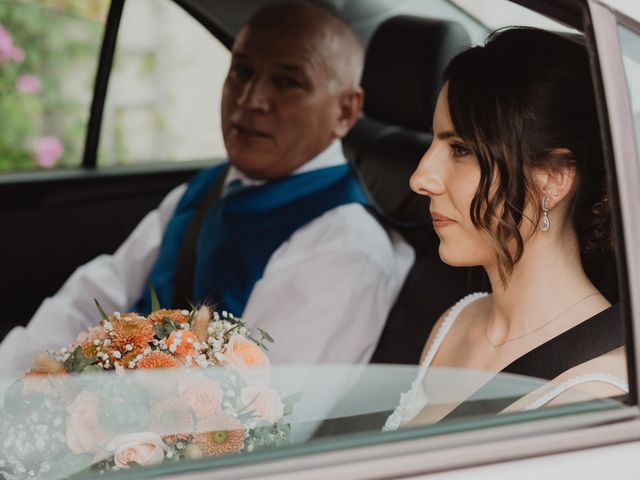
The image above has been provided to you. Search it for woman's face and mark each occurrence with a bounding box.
[410,84,496,267]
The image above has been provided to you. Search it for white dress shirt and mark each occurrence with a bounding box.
[0,141,414,377]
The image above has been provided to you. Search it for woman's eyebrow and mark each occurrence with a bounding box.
[436,130,460,141]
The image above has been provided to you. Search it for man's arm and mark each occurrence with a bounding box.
[0,184,186,377]
[242,204,414,365]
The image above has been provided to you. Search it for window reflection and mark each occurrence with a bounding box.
[619,25,640,157]
[0,1,107,172]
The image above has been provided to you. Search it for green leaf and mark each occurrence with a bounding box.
[154,323,167,339]
[81,364,105,374]
[163,317,180,332]
[257,328,274,343]
[224,323,241,336]
[282,391,303,416]
[247,335,269,352]
[94,298,109,321]
[237,411,260,422]
[64,347,98,373]
[148,281,161,312]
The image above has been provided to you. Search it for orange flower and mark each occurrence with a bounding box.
[148,398,193,443]
[148,309,190,325]
[110,317,155,352]
[166,330,200,360]
[137,351,181,369]
[193,414,245,456]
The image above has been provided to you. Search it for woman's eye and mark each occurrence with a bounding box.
[451,143,471,157]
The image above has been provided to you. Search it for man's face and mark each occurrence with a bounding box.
[221,22,347,179]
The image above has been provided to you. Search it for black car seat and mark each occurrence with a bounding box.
[343,15,486,364]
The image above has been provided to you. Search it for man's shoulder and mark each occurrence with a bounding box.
[288,203,408,264]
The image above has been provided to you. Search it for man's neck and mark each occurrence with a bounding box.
[226,139,346,187]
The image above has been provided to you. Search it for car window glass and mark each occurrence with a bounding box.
[619,25,640,156]
[0,364,627,479]
[0,0,108,172]
[0,1,634,479]
[98,0,229,167]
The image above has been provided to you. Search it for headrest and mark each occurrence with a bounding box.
[361,15,471,132]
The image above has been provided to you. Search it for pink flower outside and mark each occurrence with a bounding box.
[33,136,64,168]
[0,23,23,63]
[10,46,24,62]
[16,74,42,94]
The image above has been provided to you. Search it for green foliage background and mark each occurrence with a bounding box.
[0,0,108,172]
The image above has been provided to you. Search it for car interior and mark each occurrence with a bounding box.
[0,0,621,363]
[1,0,638,478]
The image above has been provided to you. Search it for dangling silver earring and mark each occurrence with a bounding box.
[540,197,550,231]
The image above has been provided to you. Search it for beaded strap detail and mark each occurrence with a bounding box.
[383,292,489,431]
[522,372,629,411]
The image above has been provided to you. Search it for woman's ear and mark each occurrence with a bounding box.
[333,86,364,138]
[535,148,577,208]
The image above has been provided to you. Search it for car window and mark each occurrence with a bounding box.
[98,0,229,167]
[0,1,635,479]
[0,363,627,479]
[619,25,640,156]
[0,0,108,172]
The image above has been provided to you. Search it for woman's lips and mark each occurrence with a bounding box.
[430,211,455,228]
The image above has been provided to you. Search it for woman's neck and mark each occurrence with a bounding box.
[483,231,601,346]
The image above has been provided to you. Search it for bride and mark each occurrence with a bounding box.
[385,27,628,430]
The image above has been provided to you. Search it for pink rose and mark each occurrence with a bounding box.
[16,74,42,94]
[107,432,167,469]
[33,135,64,168]
[224,334,270,385]
[75,325,108,346]
[240,385,284,424]
[66,391,115,454]
[178,373,223,419]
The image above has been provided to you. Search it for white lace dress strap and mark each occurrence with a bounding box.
[522,372,629,411]
[383,292,489,431]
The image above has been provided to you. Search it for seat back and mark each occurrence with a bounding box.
[343,15,484,364]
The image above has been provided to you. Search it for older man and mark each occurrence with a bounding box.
[0,1,413,375]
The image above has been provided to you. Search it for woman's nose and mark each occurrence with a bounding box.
[409,146,444,197]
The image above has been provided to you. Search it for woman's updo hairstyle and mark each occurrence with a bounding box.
[444,27,611,284]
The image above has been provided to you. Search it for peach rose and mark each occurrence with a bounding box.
[240,386,284,424]
[74,325,108,347]
[107,432,167,468]
[224,334,270,385]
[178,373,223,419]
[66,391,115,454]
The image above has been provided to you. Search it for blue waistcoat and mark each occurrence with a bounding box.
[135,162,369,316]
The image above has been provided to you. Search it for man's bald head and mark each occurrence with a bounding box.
[221,0,365,179]
[245,1,364,91]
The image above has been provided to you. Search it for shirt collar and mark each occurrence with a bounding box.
[224,139,347,188]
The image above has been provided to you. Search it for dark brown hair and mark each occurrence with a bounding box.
[444,27,610,284]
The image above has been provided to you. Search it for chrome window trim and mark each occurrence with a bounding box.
[590,0,640,405]
[105,407,639,479]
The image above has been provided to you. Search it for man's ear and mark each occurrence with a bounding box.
[536,148,577,208]
[333,86,364,138]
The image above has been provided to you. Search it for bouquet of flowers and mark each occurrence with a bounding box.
[0,296,299,480]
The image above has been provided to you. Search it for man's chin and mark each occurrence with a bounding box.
[228,154,279,180]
